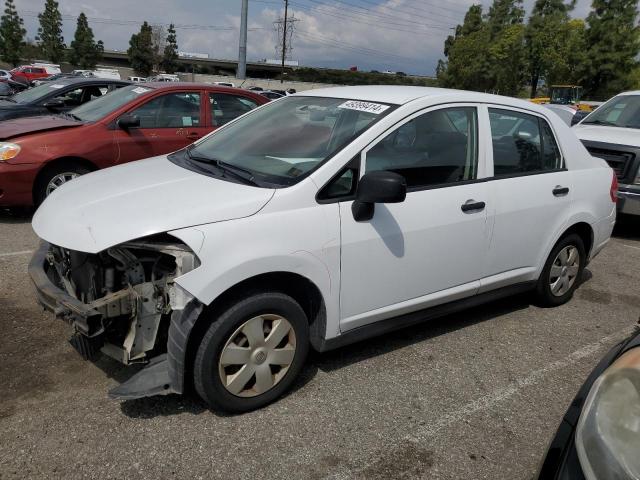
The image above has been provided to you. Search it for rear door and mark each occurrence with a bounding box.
[208,92,260,128]
[480,106,572,291]
[114,90,209,162]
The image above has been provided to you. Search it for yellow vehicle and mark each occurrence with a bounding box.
[531,85,593,112]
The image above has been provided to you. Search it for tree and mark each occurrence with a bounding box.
[0,0,26,66]
[162,24,179,73]
[582,0,640,100]
[37,0,65,63]
[128,21,154,76]
[68,13,102,69]
[525,0,576,97]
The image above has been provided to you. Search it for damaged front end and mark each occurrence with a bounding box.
[29,234,202,399]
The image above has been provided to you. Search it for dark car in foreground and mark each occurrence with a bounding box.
[0,77,130,121]
[537,327,640,479]
[0,82,268,206]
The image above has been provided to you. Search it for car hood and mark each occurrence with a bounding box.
[32,156,276,253]
[573,124,640,148]
[0,114,81,140]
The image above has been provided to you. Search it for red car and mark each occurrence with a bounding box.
[0,83,268,207]
[9,65,52,84]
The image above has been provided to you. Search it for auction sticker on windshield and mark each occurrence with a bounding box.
[132,87,151,95]
[338,100,390,114]
[49,84,64,89]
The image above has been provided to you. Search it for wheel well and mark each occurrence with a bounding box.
[183,272,326,392]
[33,157,98,202]
[562,222,594,256]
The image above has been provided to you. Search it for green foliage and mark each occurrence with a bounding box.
[582,0,640,100]
[127,21,154,77]
[285,68,438,87]
[525,0,576,97]
[36,0,65,63]
[68,13,102,69]
[0,0,25,66]
[439,1,526,96]
[162,24,179,74]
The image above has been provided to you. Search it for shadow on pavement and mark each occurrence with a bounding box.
[613,214,640,240]
[0,207,34,224]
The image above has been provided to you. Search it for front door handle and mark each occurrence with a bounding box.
[553,186,570,196]
[461,200,486,212]
[186,132,200,140]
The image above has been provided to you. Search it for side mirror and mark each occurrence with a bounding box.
[352,170,407,222]
[117,114,140,130]
[43,98,65,110]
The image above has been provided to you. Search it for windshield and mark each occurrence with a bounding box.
[582,95,640,128]
[186,96,393,186]
[11,83,63,104]
[70,84,154,122]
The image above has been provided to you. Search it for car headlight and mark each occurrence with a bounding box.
[576,347,640,480]
[0,142,21,161]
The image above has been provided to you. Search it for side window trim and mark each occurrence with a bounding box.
[361,103,484,192]
[485,104,566,178]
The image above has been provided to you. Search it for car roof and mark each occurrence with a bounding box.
[44,77,131,86]
[143,82,264,95]
[297,85,546,111]
[616,90,640,97]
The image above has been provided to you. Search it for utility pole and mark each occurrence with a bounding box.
[237,0,248,80]
[280,0,288,83]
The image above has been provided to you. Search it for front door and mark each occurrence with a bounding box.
[339,105,491,331]
[114,90,208,163]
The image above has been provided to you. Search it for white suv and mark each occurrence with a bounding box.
[29,86,617,412]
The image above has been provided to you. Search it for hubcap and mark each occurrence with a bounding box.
[218,314,296,398]
[45,172,80,196]
[549,245,580,297]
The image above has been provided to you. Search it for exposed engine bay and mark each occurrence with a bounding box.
[43,234,199,364]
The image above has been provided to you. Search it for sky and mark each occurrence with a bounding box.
[16,0,594,76]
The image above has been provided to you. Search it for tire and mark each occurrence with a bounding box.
[535,233,586,307]
[194,292,310,413]
[35,162,90,206]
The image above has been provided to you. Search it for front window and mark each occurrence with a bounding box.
[70,85,156,122]
[184,96,394,186]
[582,95,640,129]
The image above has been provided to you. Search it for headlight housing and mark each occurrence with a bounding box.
[576,347,640,480]
[0,142,21,161]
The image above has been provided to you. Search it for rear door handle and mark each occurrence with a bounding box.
[553,186,569,196]
[186,132,200,140]
[461,200,486,212]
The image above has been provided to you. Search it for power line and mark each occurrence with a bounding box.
[299,0,454,29]
[309,0,462,27]
[288,1,454,33]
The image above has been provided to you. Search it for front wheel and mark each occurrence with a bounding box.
[193,292,309,412]
[535,233,586,307]
[35,163,90,206]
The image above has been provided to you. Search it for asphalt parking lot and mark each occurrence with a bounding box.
[0,210,638,480]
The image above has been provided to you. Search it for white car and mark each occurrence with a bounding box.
[573,90,640,217]
[29,86,617,412]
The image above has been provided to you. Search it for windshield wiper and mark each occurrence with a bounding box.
[186,150,259,186]
[3,96,16,103]
[581,119,617,127]
[60,112,82,121]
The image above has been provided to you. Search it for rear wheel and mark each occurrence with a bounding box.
[35,162,90,206]
[193,292,309,412]
[535,233,586,307]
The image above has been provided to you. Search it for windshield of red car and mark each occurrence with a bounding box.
[70,84,155,122]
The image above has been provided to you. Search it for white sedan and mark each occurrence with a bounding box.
[30,86,617,412]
